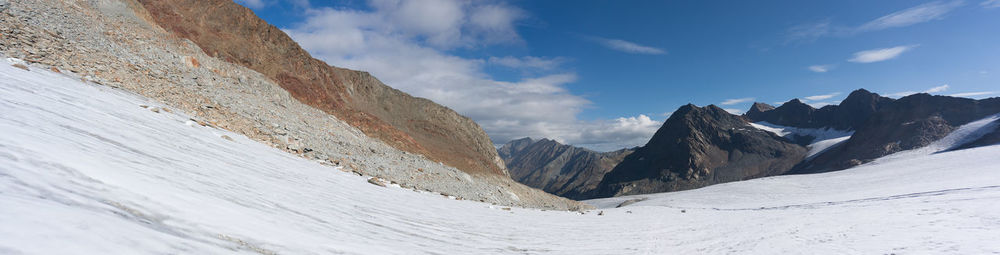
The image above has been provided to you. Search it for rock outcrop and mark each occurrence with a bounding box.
[498,138,633,200]
[137,0,507,177]
[590,104,807,198]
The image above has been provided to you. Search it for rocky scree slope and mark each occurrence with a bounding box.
[137,0,508,178]
[590,104,807,198]
[498,138,633,200]
[0,0,583,209]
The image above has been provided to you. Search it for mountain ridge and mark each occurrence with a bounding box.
[137,0,508,177]
[499,137,633,199]
[589,104,807,198]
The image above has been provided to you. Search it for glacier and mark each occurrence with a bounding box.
[3,61,1000,254]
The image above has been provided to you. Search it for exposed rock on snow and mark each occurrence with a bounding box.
[368,177,387,187]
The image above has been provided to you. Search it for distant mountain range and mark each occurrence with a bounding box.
[498,138,633,200]
[501,89,1000,199]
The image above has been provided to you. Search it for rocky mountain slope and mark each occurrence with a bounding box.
[581,89,999,199]
[498,138,633,199]
[0,0,582,209]
[792,93,1000,173]
[742,89,1000,173]
[137,0,507,177]
[590,104,807,198]
[747,89,894,130]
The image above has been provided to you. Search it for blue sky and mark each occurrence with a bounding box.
[236,0,1000,151]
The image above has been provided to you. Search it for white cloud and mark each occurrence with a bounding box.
[857,1,965,32]
[984,0,1000,8]
[804,92,841,101]
[849,45,918,63]
[925,84,950,93]
[776,92,841,108]
[723,108,745,115]
[786,21,836,43]
[572,115,663,151]
[488,56,566,70]
[808,65,833,73]
[720,97,755,105]
[887,90,920,98]
[283,1,653,151]
[786,1,963,42]
[589,37,666,55]
[950,91,997,97]
[235,0,268,9]
[807,101,837,108]
[888,84,952,97]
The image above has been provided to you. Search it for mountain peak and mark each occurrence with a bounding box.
[783,98,811,108]
[512,137,534,143]
[847,88,874,97]
[744,102,775,119]
[750,102,775,111]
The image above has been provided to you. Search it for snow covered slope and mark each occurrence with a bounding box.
[749,121,853,158]
[3,62,1000,254]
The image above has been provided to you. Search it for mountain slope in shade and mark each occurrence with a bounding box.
[498,138,633,200]
[137,0,508,177]
[590,104,807,198]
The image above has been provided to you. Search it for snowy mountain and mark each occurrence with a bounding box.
[4,60,1000,254]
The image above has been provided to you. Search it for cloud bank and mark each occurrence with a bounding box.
[283,0,659,151]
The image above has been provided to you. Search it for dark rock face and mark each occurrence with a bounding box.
[499,138,633,200]
[590,104,807,198]
[792,94,1000,173]
[746,89,893,130]
[743,102,775,120]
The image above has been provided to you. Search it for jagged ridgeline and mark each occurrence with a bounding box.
[503,89,1000,199]
[498,138,633,200]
